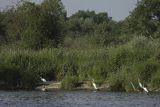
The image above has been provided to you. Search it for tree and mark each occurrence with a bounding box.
[40,0,66,47]
[70,10,96,19]
[93,12,110,24]
[127,0,160,38]
[0,11,6,45]
[67,10,112,37]
[4,0,66,49]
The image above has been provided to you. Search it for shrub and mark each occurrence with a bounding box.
[151,69,160,88]
[133,59,158,83]
[88,64,108,84]
[107,46,131,72]
[108,72,125,91]
[61,75,79,90]
[0,64,21,88]
[0,48,56,89]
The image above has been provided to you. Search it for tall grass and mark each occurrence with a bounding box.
[107,36,160,91]
[0,36,160,90]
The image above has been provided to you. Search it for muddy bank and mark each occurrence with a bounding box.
[35,81,160,93]
[35,81,109,91]
[1,81,160,92]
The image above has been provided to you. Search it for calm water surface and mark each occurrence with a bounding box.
[0,91,160,107]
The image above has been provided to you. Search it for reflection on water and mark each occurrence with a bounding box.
[0,91,160,107]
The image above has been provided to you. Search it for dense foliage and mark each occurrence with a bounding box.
[3,0,66,49]
[126,0,160,38]
[0,0,160,91]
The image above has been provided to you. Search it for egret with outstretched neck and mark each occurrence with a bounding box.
[138,79,149,93]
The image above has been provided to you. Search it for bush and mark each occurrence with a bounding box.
[0,64,21,88]
[151,69,160,88]
[0,48,56,89]
[120,65,139,92]
[88,64,108,85]
[107,46,132,72]
[108,72,125,91]
[0,35,160,91]
[107,66,139,92]
[61,75,79,90]
[137,60,158,83]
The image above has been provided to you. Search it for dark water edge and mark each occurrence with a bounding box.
[0,90,160,107]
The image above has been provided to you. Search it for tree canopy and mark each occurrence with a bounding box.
[127,0,160,38]
[0,0,160,48]
[3,0,66,49]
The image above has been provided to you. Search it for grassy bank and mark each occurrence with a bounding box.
[0,36,160,91]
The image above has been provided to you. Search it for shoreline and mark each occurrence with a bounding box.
[1,81,160,92]
[34,81,160,92]
[0,87,160,93]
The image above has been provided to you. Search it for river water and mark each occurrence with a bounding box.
[0,91,160,107]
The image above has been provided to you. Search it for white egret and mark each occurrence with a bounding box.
[40,77,47,82]
[40,77,47,92]
[92,79,98,90]
[138,79,143,88]
[138,79,149,93]
[143,87,149,93]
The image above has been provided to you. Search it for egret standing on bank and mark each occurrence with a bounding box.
[40,77,47,83]
[92,79,99,90]
[40,77,47,91]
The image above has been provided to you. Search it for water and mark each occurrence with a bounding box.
[0,91,160,107]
